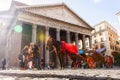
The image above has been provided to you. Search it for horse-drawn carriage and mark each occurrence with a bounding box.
[46,36,113,69]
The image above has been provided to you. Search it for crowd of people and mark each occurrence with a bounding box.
[18,43,41,70]
[18,42,113,70]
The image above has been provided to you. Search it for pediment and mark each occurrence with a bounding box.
[18,3,92,29]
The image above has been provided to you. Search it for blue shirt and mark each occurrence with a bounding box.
[96,48,106,54]
[78,49,84,55]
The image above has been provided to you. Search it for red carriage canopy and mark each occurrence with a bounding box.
[61,41,78,54]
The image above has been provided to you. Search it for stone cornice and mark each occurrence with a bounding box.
[12,1,28,6]
[19,10,92,30]
[16,2,93,30]
[18,10,92,35]
[63,4,93,30]
[91,29,106,36]
[116,11,120,16]
[16,3,64,10]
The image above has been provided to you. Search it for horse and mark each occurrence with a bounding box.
[46,36,84,69]
[90,52,105,68]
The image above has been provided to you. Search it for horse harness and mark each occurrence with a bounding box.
[49,45,57,54]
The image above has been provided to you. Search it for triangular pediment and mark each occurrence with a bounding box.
[18,3,92,29]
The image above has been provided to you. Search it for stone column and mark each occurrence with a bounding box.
[82,34,86,49]
[14,22,23,67]
[45,26,50,69]
[75,33,79,49]
[89,36,92,48]
[7,21,23,68]
[56,29,60,41]
[32,24,37,43]
[66,31,71,68]
[66,31,71,43]
[56,28,60,69]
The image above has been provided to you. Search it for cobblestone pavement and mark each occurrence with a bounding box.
[0,68,120,80]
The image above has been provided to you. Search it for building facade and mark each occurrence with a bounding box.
[116,11,120,53]
[0,1,93,68]
[92,21,120,56]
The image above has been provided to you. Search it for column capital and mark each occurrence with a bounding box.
[18,21,22,24]
[45,26,49,31]
[75,33,78,36]
[32,24,37,29]
[83,34,86,37]
[56,28,60,32]
[67,30,70,33]
[88,34,92,37]
[89,35,92,38]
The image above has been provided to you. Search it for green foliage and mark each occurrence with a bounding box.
[113,53,120,66]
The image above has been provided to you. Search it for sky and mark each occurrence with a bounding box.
[0,0,120,35]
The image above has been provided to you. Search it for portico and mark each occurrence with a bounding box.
[0,1,93,68]
[18,22,93,68]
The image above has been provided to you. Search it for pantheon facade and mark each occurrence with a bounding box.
[0,1,93,68]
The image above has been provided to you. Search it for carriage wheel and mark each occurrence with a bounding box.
[86,56,95,69]
[105,56,113,68]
